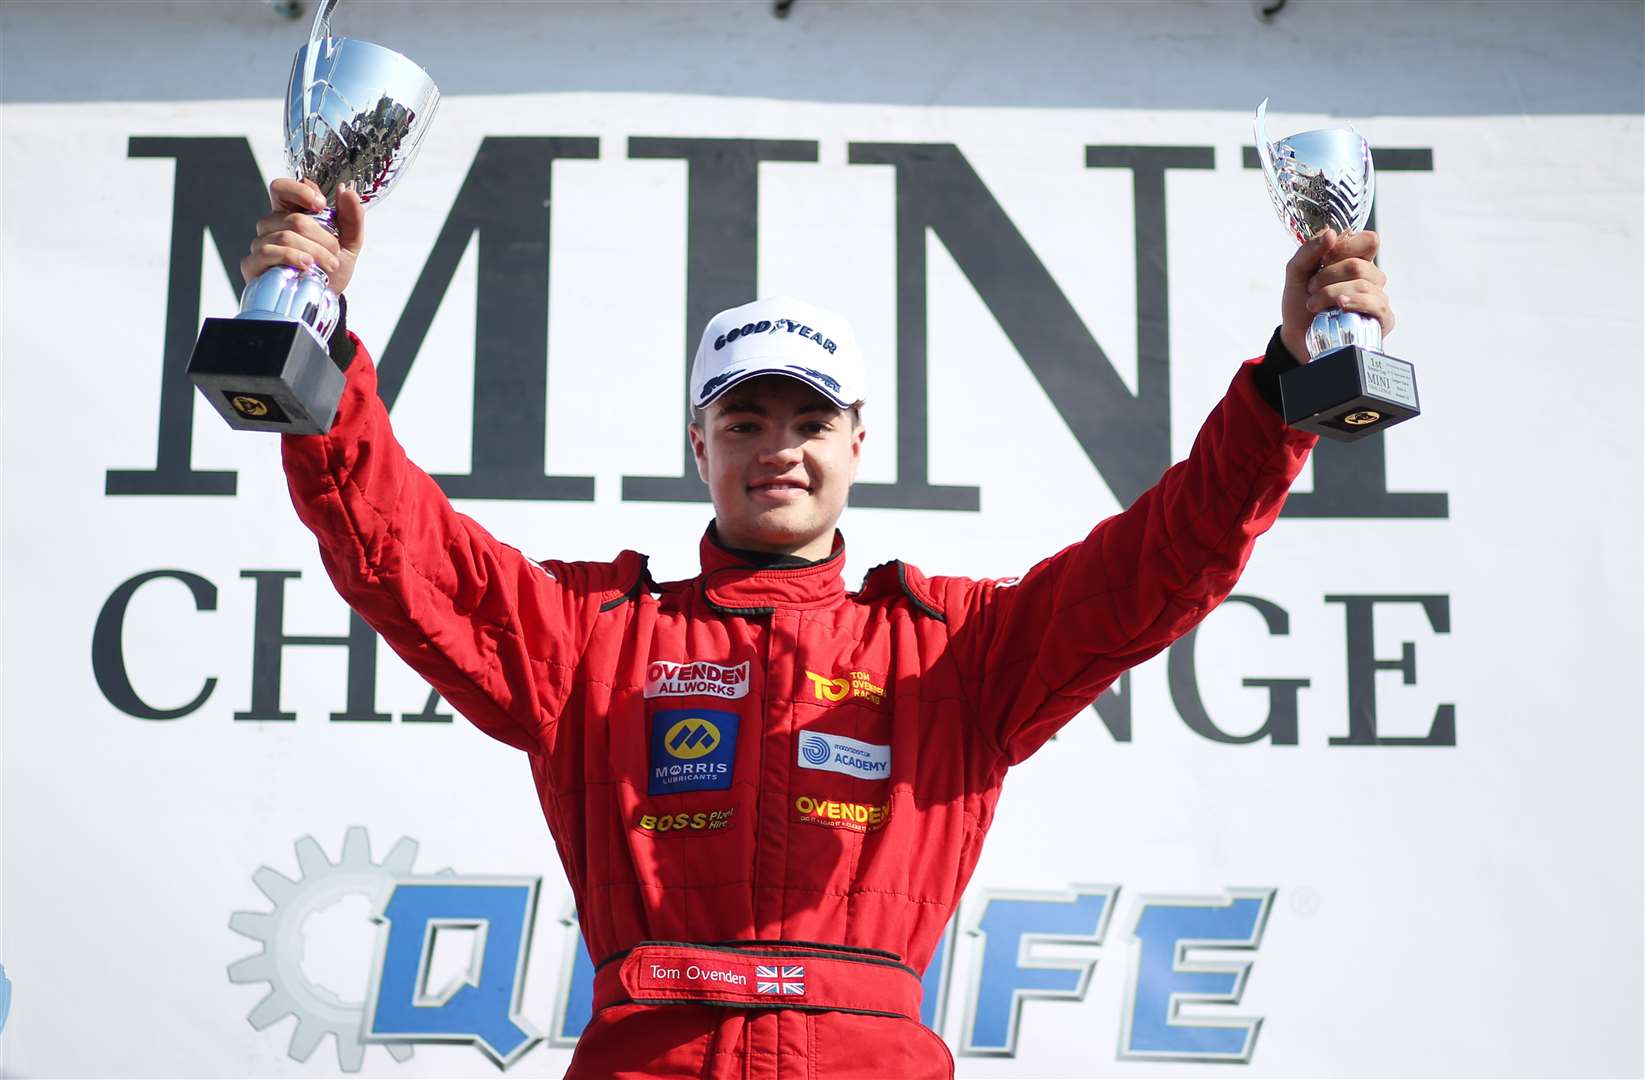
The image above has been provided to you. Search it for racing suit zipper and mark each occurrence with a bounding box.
[752,608,800,939]
[739,607,805,1079]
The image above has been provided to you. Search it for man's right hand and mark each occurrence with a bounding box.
[242,177,366,294]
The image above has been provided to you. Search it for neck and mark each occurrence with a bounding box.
[711,521,839,564]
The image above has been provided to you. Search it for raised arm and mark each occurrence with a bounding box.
[939,345,1312,764]
[941,230,1393,764]
[256,179,623,752]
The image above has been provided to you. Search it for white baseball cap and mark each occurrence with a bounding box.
[689,296,867,411]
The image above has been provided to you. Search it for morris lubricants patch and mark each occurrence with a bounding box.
[644,659,751,700]
[633,807,736,835]
[648,709,739,795]
[793,794,891,832]
[802,669,886,707]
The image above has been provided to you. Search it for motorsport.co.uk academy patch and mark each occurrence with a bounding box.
[649,709,740,795]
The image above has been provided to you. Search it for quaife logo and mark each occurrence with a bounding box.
[228,827,542,1072]
[644,659,750,700]
[649,709,740,795]
[797,731,891,780]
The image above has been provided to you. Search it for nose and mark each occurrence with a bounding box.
[754,436,804,468]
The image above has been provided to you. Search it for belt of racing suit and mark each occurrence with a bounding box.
[593,940,923,1020]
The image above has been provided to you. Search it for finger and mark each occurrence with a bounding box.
[1286,228,1337,286]
[253,211,285,238]
[269,177,326,214]
[285,216,343,252]
[251,235,340,275]
[242,244,322,282]
[334,185,365,255]
[1326,229,1380,263]
[1338,291,1396,336]
[258,230,341,269]
[254,215,342,254]
[1307,279,1383,314]
[1310,257,1387,292]
[254,211,316,239]
[240,249,309,284]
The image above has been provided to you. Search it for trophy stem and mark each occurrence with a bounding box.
[235,262,339,343]
[1307,307,1382,357]
[310,206,339,237]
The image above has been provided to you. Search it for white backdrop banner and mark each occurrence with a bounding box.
[2,1,1642,1077]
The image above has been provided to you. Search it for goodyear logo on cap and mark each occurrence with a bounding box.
[649,708,740,795]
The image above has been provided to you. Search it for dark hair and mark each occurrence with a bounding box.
[692,402,862,429]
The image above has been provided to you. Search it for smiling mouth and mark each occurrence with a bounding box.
[750,481,811,496]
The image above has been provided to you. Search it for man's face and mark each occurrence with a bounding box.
[689,375,865,559]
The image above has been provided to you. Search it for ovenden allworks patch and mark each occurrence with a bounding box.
[644,659,750,700]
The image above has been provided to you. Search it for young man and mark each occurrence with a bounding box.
[257,177,1391,1079]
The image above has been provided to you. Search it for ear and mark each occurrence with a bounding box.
[847,421,866,484]
[689,422,710,484]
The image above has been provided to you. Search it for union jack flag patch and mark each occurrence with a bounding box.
[755,964,806,996]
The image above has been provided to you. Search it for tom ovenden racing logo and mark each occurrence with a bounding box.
[645,659,750,700]
[803,669,885,706]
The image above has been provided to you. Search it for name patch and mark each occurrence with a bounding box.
[797,731,891,781]
[645,659,750,700]
[649,709,740,795]
[638,960,751,992]
[635,959,807,999]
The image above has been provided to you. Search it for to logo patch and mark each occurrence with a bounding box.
[797,731,891,780]
[803,669,886,707]
[649,709,739,795]
[645,659,750,700]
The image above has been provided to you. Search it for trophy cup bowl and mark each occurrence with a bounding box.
[1256,99,1419,442]
[188,0,439,434]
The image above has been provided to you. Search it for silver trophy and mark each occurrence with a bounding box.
[188,0,439,433]
[1255,99,1419,441]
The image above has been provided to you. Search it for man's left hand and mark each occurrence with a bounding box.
[1280,229,1395,363]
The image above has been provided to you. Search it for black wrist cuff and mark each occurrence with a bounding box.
[329,293,357,371]
[1251,326,1300,414]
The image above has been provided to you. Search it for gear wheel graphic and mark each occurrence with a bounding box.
[228,826,451,1072]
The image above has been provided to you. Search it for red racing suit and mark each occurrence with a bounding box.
[282,337,1314,1079]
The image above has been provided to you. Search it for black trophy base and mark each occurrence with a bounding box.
[1279,345,1421,443]
[188,317,345,434]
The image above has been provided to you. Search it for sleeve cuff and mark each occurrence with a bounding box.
[1250,326,1301,414]
[329,293,357,371]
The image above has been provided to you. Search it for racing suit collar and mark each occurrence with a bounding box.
[700,523,846,614]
